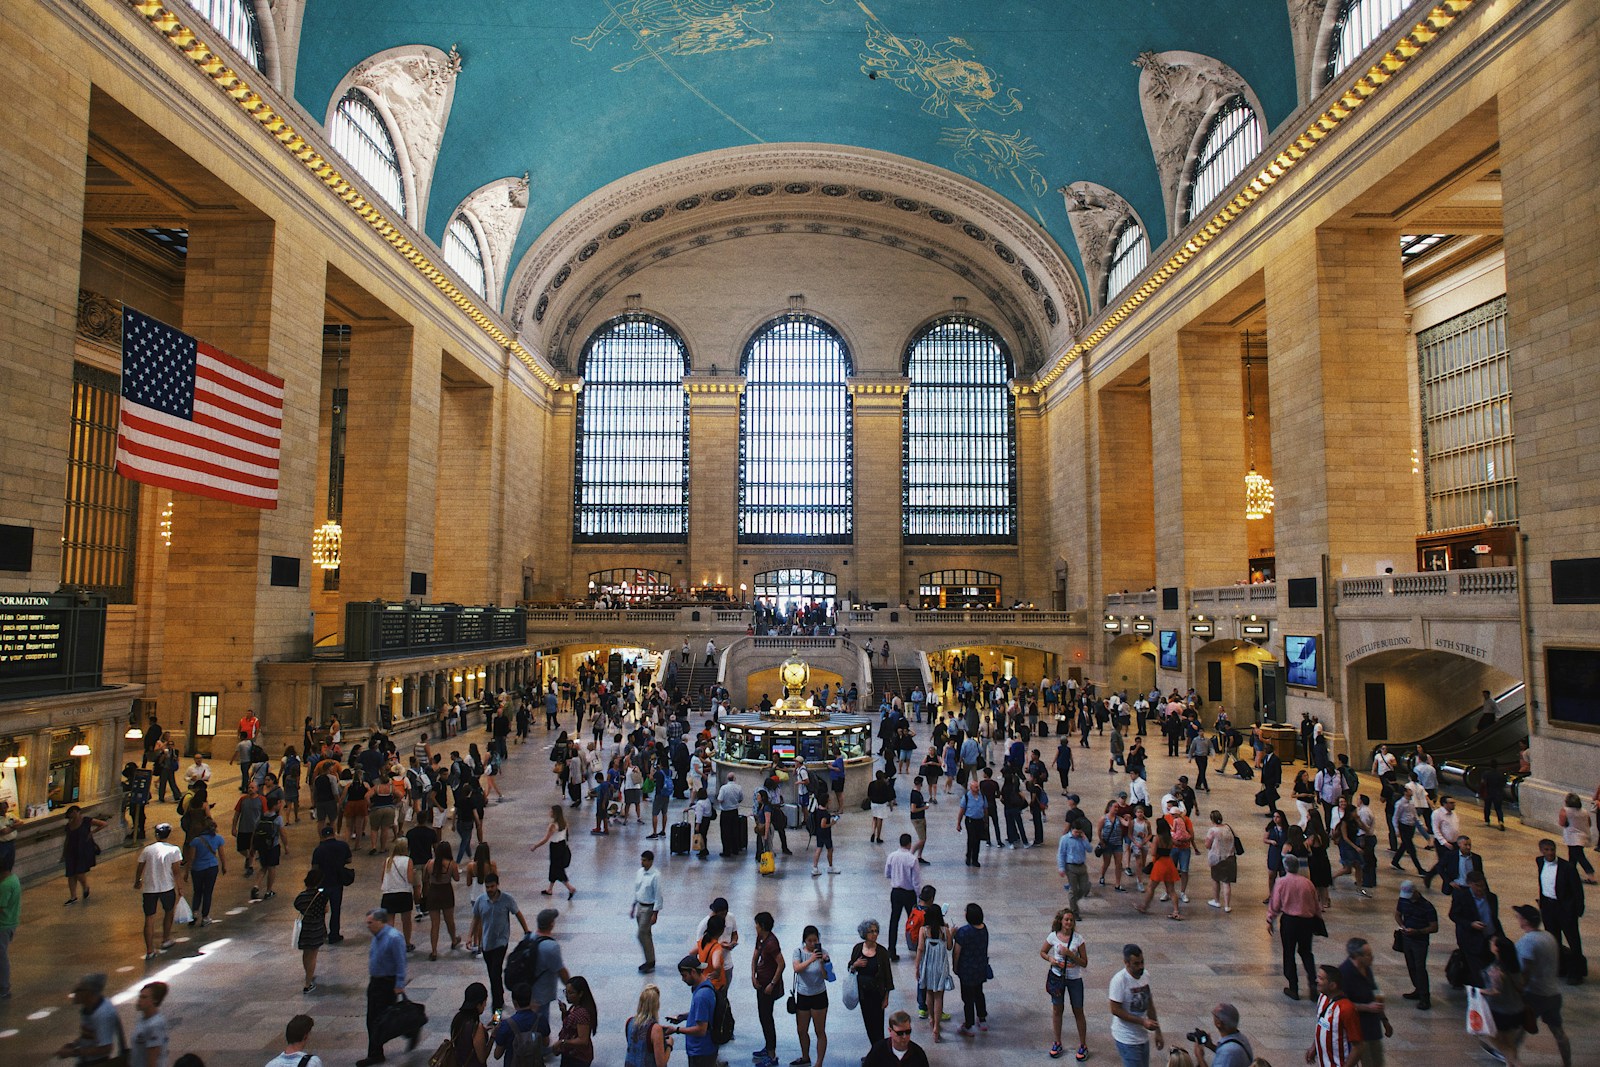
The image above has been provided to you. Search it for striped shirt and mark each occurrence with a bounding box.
[1312,994,1362,1067]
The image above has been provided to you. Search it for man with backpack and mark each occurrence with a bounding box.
[492,983,548,1066]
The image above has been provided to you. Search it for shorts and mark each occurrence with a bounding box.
[814,827,833,849]
[652,792,670,815]
[236,832,255,855]
[315,802,337,822]
[1171,847,1191,873]
[142,889,176,916]
[624,789,642,806]
[831,780,845,795]
[1050,974,1085,1011]
[795,991,828,1012]
[256,843,281,868]
[1210,856,1239,883]
[381,891,414,915]
[1524,991,1563,1030]
[370,807,397,831]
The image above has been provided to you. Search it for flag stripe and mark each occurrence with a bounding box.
[114,460,278,508]
[119,410,280,475]
[116,428,281,489]
[115,309,284,509]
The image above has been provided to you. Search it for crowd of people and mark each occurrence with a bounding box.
[10,660,1595,1067]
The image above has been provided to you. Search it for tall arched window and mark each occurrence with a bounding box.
[739,315,853,543]
[754,569,838,612]
[443,214,487,298]
[903,316,1016,543]
[1327,0,1411,81]
[1104,218,1148,304]
[186,0,264,71]
[573,316,690,541]
[328,89,406,216]
[1185,97,1262,225]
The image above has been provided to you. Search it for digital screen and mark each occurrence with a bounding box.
[1546,648,1600,726]
[800,736,825,762]
[1158,630,1179,670]
[1285,635,1321,689]
[771,739,796,761]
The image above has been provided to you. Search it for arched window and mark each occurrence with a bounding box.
[754,569,838,612]
[328,89,406,216]
[185,0,264,71]
[1327,0,1412,81]
[1104,218,1148,304]
[903,316,1016,543]
[573,316,690,541]
[1185,97,1262,225]
[739,315,853,543]
[443,214,487,298]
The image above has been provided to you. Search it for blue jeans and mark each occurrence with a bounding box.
[456,826,474,862]
[1114,1040,1151,1067]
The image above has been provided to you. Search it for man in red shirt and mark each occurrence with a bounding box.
[239,712,261,740]
[1307,965,1364,1067]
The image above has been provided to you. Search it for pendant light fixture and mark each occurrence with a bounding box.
[312,325,348,570]
[1242,332,1275,521]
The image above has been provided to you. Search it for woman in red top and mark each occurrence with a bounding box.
[552,976,597,1067]
[750,911,784,1066]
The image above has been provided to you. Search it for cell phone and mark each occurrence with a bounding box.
[491,1009,502,1025]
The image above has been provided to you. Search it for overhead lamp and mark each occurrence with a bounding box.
[313,325,348,571]
[1242,333,1276,521]
[69,731,92,757]
[0,754,24,769]
[125,726,144,741]
[1102,615,1121,632]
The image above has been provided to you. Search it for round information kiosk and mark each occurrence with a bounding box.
[713,652,876,808]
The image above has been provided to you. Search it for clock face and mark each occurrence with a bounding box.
[782,660,808,692]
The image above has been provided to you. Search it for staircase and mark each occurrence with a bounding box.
[667,662,722,710]
[871,667,925,705]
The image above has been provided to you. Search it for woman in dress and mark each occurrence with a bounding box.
[941,740,958,798]
[1204,810,1238,912]
[379,839,418,950]
[914,899,954,1043]
[848,918,894,1048]
[1263,809,1289,902]
[1127,806,1151,893]
[422,839,462,959]
[1135,817,1183,919]
[1040,907,1088,1061]
[450,981,491,1067]
[529,804,576,898]
[61,804,107,905]
[791,925,831,1067]
[624,983,672,1067]
[951,903,990,1036]
[293,868,329,993]
[551,975,597,1067]
[1303,809,1335,910]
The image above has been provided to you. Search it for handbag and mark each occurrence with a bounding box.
[1465,986,1497,1037]
[1231,828,1245,856]
[427,1039,455,1067]
[292,917,303,948]
[1045,967,1067,998]
[1445,948,1472,988]
[341,864,356,886]
[1392,928,1406,953]
[785,992,798,1015]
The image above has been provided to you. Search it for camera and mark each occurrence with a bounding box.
[1186,1029,1212,1047]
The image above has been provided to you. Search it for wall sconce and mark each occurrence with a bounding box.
[391,683,403,696]
[1102,614,1121,632]
[1190,613,1213,636]
[0,740,24,769]
[1241,613,1269,639]
[1132,615,1154,634]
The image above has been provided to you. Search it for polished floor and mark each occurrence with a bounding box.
[2,714,1592,1065]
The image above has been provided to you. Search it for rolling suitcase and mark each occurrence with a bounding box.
[1233,759,1254,780]
[670,820,691,855]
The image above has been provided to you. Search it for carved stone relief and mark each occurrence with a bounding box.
[1133,50,1256,235]
[453,175,530,309]
[334,44,462,226]
[1286,0,1334,103]
[1060,182,1140,314]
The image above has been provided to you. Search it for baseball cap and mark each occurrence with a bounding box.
[1512,904,1541,926]
[1398,881,1415,898]
[677,954,706,973]
[153,823,172,838]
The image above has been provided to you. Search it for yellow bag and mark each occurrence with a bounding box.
[759,851,776,875]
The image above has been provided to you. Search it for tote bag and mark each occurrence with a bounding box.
[1465,986,1497,1037]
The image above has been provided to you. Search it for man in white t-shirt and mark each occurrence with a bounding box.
[184,754,211,787]
[1107,943,1163,1066]
[266,1013,323,1067]
[134,823,185,960]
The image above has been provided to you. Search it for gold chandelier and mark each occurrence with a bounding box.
[1242,333,1274,521]
[313,325,348,570]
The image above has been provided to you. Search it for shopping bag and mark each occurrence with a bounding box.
[173,895,194,925]
[1465,986,1496,1037]
[840,970,860,1010]
[759,851,776,875]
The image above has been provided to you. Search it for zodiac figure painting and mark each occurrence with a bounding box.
[856,1,1022,122]
[572,0,777,72]
[940,126,1049,198]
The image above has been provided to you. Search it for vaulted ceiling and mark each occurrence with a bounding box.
[293,0,1300,294]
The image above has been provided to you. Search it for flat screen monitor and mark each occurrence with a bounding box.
[1546,647,1600,726]
[800,736,825,762]
[1158,629,1179,670]
[771,738,797,761]
[1285,634,1321,689]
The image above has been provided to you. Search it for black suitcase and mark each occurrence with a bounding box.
[670,821,691,855]
[1233,759,1254,780]
[730,813,749,854]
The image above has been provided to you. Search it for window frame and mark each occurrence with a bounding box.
[183,0,265,72]
[1326,0,1414,83]
[444,213,489,299]
[901,315,1017,545]
[572,314,691,543]
[1104,216,1149,305]
[63,363,139,602]
[1184,96,1263,225]
[738,314,855,545]
[328,88,407,217]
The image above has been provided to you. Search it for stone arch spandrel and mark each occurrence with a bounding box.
[451,175,530,310]
[1061,181,1146,314]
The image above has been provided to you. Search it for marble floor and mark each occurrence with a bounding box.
[2,715,1593,1066]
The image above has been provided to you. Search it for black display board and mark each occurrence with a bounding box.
[344,601,526,661]
[0,592,105,697]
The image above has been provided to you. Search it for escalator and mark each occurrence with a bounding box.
[1393,683,1528,798]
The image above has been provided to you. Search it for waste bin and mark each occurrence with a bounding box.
[1262,724,1298,763]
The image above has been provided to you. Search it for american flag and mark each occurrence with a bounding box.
[115,308,284,509]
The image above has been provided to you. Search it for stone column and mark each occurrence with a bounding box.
[849,380,909,604]
[685,378,743,589]
[161,218,325,741]
[1013,388,1049,602]
[0,26,89,589]
[340,321,441,604]
[1095,380,1155,596]
[1496,3,1600,826]
[434,377,496,604]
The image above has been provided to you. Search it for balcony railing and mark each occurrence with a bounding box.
[517,605,1086,634]
[1337,567,1517,600]
[1104,591,1158,609]
[1190,582,1277,606]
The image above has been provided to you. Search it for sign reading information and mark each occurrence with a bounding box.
[0,593,106,698]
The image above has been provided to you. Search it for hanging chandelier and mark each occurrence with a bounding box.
[1242,332,1275,521]
[312,325,348,570]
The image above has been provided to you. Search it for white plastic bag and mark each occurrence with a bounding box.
[1465,986,1496,1037]
[841,970,860,1011]
[173,895,194,925]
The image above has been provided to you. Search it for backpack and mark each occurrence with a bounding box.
[1170,816,1193,847]
[505,934,552,991]
[770,804,788,831]
[249,742,267,764]
[1340,766,1359,794]
[509,1016,547,1067]
[904,903,927,945]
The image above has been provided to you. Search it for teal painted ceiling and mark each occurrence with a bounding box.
[293,1,1298,291]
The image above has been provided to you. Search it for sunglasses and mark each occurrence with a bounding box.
[891,1028,913,1037]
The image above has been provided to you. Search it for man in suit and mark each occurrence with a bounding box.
[1536,838,1587,984]
[1259,748,1283,814]
[1448,870,1502,967]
